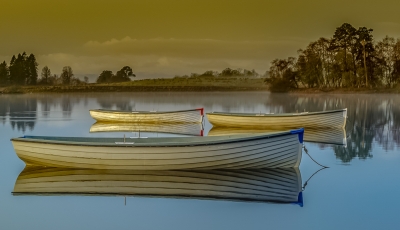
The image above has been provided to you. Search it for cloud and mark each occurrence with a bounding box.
[83,37,304,60]
[85,36,137,46]
[36,53,271,80]
[33,36,309,79]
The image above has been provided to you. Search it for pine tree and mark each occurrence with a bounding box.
[0,61,9,85]
[9,53,28,85]
[26,54,38,85]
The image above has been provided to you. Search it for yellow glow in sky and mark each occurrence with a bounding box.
[1,0,400,79]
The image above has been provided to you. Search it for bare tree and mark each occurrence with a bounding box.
[40,66,51,84]
[61,66,73,85]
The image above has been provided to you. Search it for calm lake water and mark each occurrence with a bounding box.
[1,92,399,230]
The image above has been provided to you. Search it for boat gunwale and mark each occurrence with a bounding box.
[206,108,347,117]
[11,129,302,148]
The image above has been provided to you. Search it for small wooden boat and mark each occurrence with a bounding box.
[13,166,303,205]
[208,127,347,146]
[11,128,304,170]
[90,122,204,136]
[90,108,204,123]
[206,109,347,129]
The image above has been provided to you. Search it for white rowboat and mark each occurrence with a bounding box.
[208,127,347,146]
[13,166,303,205]
[11,129,304,170]
[90,108,204,123]
[206,109,347,129]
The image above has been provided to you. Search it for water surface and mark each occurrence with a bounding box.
[1,92,399,230]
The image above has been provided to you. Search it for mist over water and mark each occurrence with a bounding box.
[1,92,399,229]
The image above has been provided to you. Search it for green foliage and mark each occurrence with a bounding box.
[26,54,38,85]
[97,70,114,83]
[267,23,400,91]
[96,66,135,83]
[3,52,38,86]
[0,61,8,85]
[39,66,51,85]
[114,66,135,82]
[61,66,73,85]
[265,57,299,92]
[175,68,260,79]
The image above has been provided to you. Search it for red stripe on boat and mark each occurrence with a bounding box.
[196,108,204,116]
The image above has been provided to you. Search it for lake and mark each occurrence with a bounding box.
[1,92,399,230]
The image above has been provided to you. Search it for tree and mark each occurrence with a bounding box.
[48,74,61,85]
[97,70,114,83]
[356,27,374,86]
[265,57,299,92]
[0,61,9,85]
[7,52,38,85]
[375,36,398,87]
[61,66,73,85]
[199,70,217,77]
[329,23,358,87]
[219,68,242,77]
[113,66,135,82]
[9,53,28,85]
[84,76,89,83]
[393,39,400,84]
[26,54,38,85]
[40,66,51,85]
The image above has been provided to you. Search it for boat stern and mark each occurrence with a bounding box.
[290,128,304,168]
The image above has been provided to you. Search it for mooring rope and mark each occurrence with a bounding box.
[303,145,329,168]
[302,167,327,191]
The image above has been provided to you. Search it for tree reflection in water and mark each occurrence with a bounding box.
[0,95,37,132]
[1,93,399,163]
[266,94,400,162]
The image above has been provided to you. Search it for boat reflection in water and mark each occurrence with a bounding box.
[13,166,303,205]
[90,122,204,136]
[208,127,347,146]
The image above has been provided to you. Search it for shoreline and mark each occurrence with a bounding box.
[0,85,268,94]
[288,87,400,94]
[1,85,399,94]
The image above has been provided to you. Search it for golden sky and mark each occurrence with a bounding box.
[1,0,400,79]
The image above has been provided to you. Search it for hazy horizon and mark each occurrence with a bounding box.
[1,0,400,80]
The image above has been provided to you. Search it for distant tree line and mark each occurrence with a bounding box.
[96,66,135,83]
[0,52,88,86]
[173,68,263,79]
[0,52,38,85]
[0,53,137,86]
[266,23,400,92]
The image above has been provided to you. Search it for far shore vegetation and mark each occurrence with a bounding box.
[0,23,399,94]
[266,23,400,92]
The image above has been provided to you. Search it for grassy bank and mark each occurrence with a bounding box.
[0,77,268,94]
[289,86,400,94]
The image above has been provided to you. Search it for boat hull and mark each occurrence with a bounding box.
[90,109,204,123]
[90,122,203,136]
[206,109,347,129]
[13,166,302,204]
[208,127,347,146]
[11,131,303,170]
